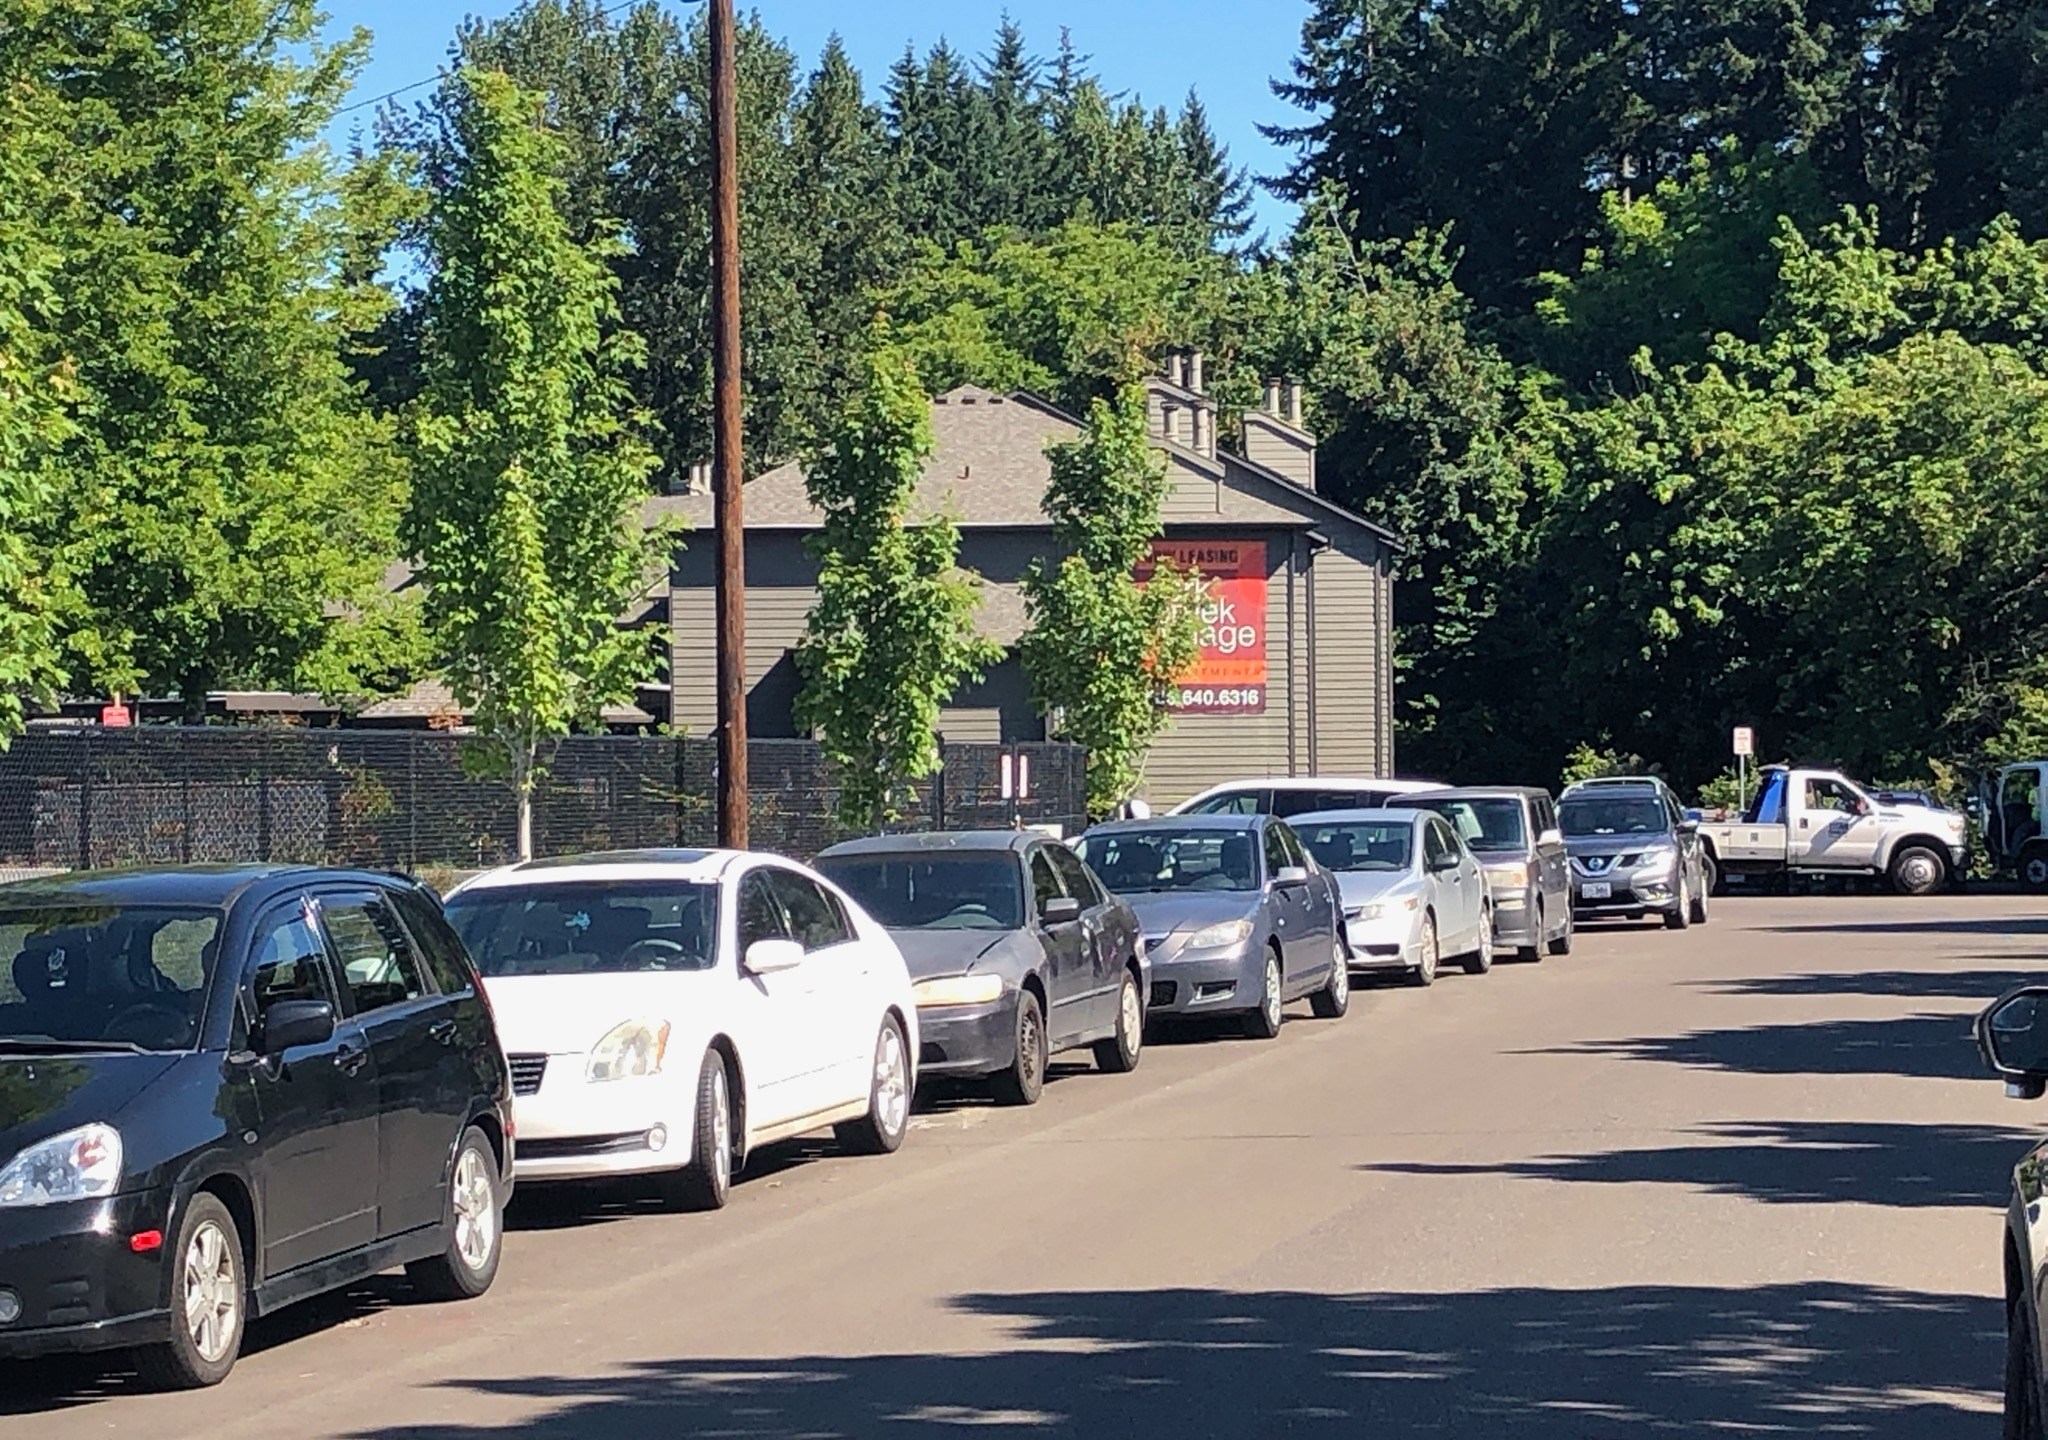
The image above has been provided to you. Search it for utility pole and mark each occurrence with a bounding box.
[709,0,748,849]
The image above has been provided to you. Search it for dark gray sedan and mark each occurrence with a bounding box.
[1074,815,1350,1039]
[815,832,1146,1106]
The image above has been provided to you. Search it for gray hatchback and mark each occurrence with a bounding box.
[1075,815,1351,1039]
[1391,787,1574,960]
[815,832,1146,1105]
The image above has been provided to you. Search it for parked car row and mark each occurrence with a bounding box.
[0,814,1367,1389]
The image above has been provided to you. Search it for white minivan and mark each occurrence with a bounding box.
[1172,777,1445,820]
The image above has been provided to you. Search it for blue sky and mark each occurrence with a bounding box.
[328,0,1313,237]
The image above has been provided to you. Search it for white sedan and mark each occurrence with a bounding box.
[443,849,919,1210]
[1289,809,1494,986]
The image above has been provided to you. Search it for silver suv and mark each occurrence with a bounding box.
[1558,777,1712,930]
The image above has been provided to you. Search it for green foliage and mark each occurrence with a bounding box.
[794,351,1001,831]
[1019,388,1205,812]
[17,0,399,715]
[404,68,662,858]
[0,81,70,744]
[878,222,1214,413]
[1559,745,1655,786]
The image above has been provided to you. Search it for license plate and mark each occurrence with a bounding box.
[1581,882,1612,899]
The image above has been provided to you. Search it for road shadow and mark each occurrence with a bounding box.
[1532,1012,1984,1080]
[1365,1119,2036,1208]
[322,1282,1997,1439]
[0,1275,417,1413]
[1765,917,2048,937]
[1699,969,2044,1001]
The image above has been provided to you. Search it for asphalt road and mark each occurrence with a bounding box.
[8,892,2046,1436]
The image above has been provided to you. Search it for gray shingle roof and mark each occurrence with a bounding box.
[643,385,1398,547]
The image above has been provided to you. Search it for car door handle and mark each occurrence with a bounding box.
[335,1042,369,1077]
[429,1019,459,1046]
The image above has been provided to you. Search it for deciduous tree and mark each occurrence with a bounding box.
[404,68,661,859]
[794,351,1000,830]
[1020,387,1204,812]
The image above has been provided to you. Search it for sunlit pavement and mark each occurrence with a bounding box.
[10,893,2042,1436]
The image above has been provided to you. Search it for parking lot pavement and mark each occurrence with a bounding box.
[9,894,2045,1436]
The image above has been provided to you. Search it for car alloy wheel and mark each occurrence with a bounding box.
[709,1065,732,1193]
[2026,854,2048,892]
[182,1218,241,1366]
[1244,952,1285,1039]
[1891,846,1945,897]
[1311,937,1350,1018]
[451,1144,498,1274]
[1095,967,1145,1073]
[996,992,1047,1105]
[1412,915,1439,987]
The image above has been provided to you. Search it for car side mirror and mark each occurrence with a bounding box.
[1273,866,1310,887]
[1678,818,1700,835]
[1040,897,1083,927]
[1538,828,1563,847]
[1430,854,1461,873]
[260,998,335,1055]
[744,938,805,975]
[1979,986,2048,1098]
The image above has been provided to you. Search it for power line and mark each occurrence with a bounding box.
[333,0,661,116]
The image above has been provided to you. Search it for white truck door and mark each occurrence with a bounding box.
[1792,774,1885,869]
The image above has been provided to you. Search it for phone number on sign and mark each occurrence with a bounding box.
[1173,687,1264,710]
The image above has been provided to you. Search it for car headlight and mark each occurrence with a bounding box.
[1346,897,1419,922]
[913,974,1005,1008]
[1185,919,1254,950]
[1489,864,1529,888]
[1634,847,1678,876]
[587,1019,671,1082]
[0,1124,122,1208]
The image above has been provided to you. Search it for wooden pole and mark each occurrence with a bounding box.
[709,0,748,849]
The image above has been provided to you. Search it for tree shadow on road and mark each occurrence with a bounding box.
[316,1282,1998,1439]
[1697,969,2045,1001]
[1530,1012,1985,1080]
[1763,917,2048,938]
[1364,1119,2036,1208]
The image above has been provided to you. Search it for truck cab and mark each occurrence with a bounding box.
[1981,761,2048,891]
[1699,766,1967,895]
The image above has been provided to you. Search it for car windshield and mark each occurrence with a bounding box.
[1076,830,1260,893]
[1560,797,1669,837]
[815,854,1024,931]
[445,883,719,977]
[0,904,222,1051]
[1293,821,1413,873]
[1410,798,1528,853]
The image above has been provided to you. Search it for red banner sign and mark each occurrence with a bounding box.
[1142,540,1268,715]
[99,703,132,728]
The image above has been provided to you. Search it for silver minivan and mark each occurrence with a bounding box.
[1390,787,1573,960]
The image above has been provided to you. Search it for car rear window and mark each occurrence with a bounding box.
[816,854,1024,931]
[445,882,720,976]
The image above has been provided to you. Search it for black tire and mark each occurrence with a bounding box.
[406,1125,504,1301]
[2009,1288,2047,1440]
[1409,913,1439,987]
[1093,966,1144,1073]
[836,1016,911,1155]
[1515,897,1543,963]
[992,991,1047,1106]
[134,1192,244,1390]
[1889,844,1948,897]
[1546,906,1573,956]
[1688,873,1710,925]
[2020,843,2048,896]
[1310,937,1350,1018]
[1703,853,1724,897]
[1243,948,1284,1039]
[658,1052,734,1211]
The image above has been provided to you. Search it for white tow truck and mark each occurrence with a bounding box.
[1697,765,1968,896]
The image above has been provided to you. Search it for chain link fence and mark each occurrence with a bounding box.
[0,729,1089,880]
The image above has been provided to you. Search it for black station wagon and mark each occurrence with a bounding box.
[0,866,513,1387]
